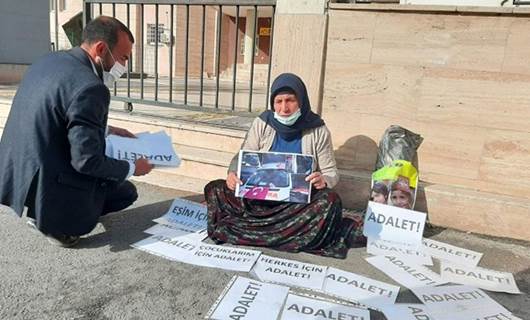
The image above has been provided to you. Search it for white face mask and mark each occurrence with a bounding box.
[98,45,127,86]
[274,109,302,126]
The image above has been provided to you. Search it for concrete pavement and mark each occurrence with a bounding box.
[0,182,529,320]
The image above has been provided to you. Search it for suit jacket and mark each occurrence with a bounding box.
[0,47,130,236]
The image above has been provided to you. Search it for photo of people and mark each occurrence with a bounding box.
[236,150,314,203]
[370,160,418,210]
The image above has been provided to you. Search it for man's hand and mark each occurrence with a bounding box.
[134,158,153,176]
[305,171,327,190]
[108,125,136,138]
[226,172,242,191]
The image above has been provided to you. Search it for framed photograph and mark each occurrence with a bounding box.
[236,150,314,204]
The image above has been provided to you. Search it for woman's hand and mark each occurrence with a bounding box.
[226,172,243,191]
[305,171,327,190]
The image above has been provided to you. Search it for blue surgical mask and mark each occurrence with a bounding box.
[274,109,302,126]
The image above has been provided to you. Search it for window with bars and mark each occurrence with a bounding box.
[50,0,67,11]
[240,33,260,56]
[146,23,165,46]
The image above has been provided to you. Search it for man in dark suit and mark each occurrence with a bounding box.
[0,16,153,247]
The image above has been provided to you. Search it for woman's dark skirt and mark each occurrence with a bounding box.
[204,179,364,259]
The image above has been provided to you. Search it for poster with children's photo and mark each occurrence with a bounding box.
[370,160,418,210]
[236,150,314,204]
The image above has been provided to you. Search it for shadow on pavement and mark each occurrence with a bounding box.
[78,194,205,252]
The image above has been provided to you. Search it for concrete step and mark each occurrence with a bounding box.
[169,143,233,181]
[220,64,270,84]
[131,171,210,195]
[107,102,248,153]
[124,144,233,184]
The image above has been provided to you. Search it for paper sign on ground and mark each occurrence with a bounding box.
[449,309,523,320]
[190,243,261,272]
[152,198,207,232]
[423,238,483,267]
[132,235,260,272]
[379,304,435,320]
[250,255,327,291]
[413,285,513,320]
[323,267,400,307]
[144,224,208,242]
[440,261,521,294]
[107,131,180,166]
[367,238,433,266]
[279,294,370,320]
[208,276,289,320]
[366,255,446,290]
[131,233,198,265]
[363,201,426,246]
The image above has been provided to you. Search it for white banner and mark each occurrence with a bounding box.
[153,198,207,232]
[323,267,400,307]
[440,262,521,294]
[379,304,435,320]
[208,276,289,320]
[449,309,523,320]
[191,243,261,272]
[107,131,180,167]
[131,234,198,265]
[423,238,482,267]
[132,235,260,272]
[367,238,433,266]
[413,285,513,320]
[366,255,446,290]
[279,294,370,320]
[144,224,208,242]
[250,255,327,291]
[363,201,426,246]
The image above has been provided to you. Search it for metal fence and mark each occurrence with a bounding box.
[50,0,278,115]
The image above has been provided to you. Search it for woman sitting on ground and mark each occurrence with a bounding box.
[204,73,364,259]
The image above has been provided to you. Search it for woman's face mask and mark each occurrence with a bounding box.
[273,92,301,126]
[274,109,302,126]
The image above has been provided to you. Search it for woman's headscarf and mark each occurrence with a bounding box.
[259,73,324,140]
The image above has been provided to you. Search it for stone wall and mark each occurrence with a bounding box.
[322,4,530,240]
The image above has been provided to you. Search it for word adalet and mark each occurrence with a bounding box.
[326,273,393,297]
[153,235,196,251]
[443,266,512,284]
[263,267,311,279]
[385,256,439,285]
[367,212,421,233]
[423,240,479,260]
[421,288,485,303]
[117,150,172,162]
[370,240,423,257]
[229,281,262,320]
[404,305,432,320]
[285,303,366,320]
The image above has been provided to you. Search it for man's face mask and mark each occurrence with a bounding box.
[98,44,127,86]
